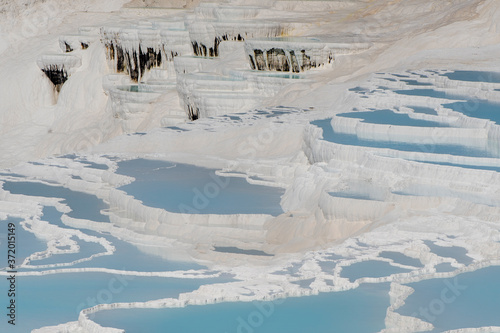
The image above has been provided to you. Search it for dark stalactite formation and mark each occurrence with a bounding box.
[249,48,333,72]
[170,51,179,59]
[214,37,220,57]
[116,45,125,72]
[254,49,266,70]
[192,41,210,57]
[289,50,300,73]
[267,48,289,72]
[104,40,163,82]
[301,50,313,71]
[61,39,91,52]
[192,33,249,57]
[248,55,256,70]
[187,104,199,121]
[41,65,69,92]
[64,42,73,53]
[125,50,140,82]
[105,42,114,61]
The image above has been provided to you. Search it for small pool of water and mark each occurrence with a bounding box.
[2,181,109,222]
[62,155,108,170]
[164,126,189,132]
[409,106,438,115]
[265,110,292,117]
[117,85,159,93]
[329,191,382,201]
[80,161,108,170]
[341,260,410,282]
[434,263,456,273]
[408,72,430,78]
[213,246,273,257]
[92,283,390,333]
[392,74,410,78]
[397,265,500,332]
[349,86,370,93]
[337,109,447,127]
[442,70,500,83]
[318,260,337,273]
[0,272,222,332]
[410,160,500,173]
[401,79,433,86]
[379,251,423,267]
[394,89,460,99]
[25,206,202,272]
[443,99,500,125]
[423,241,473,265]
[250,71,303,79]
[116,159,284,216]
[291,278,315,288]
[311,119,494,158]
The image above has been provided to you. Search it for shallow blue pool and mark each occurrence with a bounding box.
[61,154,109,170]
[392,73,410,78]
[423,241,473,266]
[329,191,383,201]
[80,161,108,170]
[442,70,500,83]
[92,283,390,333]
[116,159,284,216]
[397,265,500,332]
[401,79,433,86]
[2,181,109,222]
[349,86,370,93]
[0,272,222,332]
[213,246,273,256]
[434,263,456,273]
[22,207,202,272]
[378,251,423,268]
[410,160,500,173]
[311,119,494,158]
[341,260,410,282]
[443,99,500,125]
[394,89,458,99]
[409,106,438,115]
[337,109,447,127]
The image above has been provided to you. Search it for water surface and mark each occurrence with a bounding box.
[311,119,493,158]
[442,71,500,83]
[117,159,284,216]
[397,266,500,332]
[337,109,447,127]
[0,272,221,333]
[341,260,410,282]
[2,181,109,222]
[93,283,390,333]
